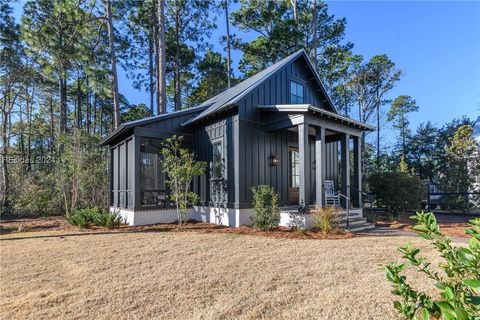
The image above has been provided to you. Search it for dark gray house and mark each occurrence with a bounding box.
[101,49,375,230]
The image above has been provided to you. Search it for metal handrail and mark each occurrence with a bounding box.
[337,192,350,228]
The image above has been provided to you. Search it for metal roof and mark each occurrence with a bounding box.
[99,105,207,146]
[182,49,338,126]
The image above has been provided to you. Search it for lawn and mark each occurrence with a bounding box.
[0,230,445,320]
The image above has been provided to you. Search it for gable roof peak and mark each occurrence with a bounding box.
[183,49,338,126]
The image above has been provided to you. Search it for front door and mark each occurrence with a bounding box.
[288,147,300,205]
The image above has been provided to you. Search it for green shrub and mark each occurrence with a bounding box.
[251,185,281,231]
[385,211,480,320]
[66,208,123,229]
[311,205,342,234]
[94,210,123,229]
[66,208,98,228]
[367,171,424,214]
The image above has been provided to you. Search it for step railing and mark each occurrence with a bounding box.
[337,192,350,228]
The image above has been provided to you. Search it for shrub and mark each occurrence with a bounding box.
[66,207,123,229]
[311,205,342,234]
[251,185,281,231]
[94,210,123,229]
[367,171,424,214]
[385,211,480,319]
[66,208,98,228]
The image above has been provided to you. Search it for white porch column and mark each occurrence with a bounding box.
[298,123,310,208]
[353,135,362,208]
[340,133,350,208]
[315,126,326,206]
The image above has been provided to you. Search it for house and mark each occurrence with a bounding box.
[101,49,375,230]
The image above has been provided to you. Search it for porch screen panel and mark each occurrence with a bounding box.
[140,138,167,208]
[126,139,134,208]
[112,147,118,206]
[119,143,126,207]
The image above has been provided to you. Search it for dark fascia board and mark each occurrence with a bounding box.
[100,105,207,146]
[258,104,376,131]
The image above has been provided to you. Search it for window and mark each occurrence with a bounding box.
[290,80,304,104]
[289,148,300,188]
[212,141,222,178]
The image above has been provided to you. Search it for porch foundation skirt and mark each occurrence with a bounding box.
[111,206,256,228]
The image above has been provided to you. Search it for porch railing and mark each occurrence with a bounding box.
[337,192,350,228]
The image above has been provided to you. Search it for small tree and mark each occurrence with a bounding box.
[251,185,281,231]
[385,211,480,319]
[161,135,206,225]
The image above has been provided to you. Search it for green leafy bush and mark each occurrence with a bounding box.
[367,171,424,214]
[66,208,123,229]
[94,210,123,229]
[66,208,98,228]
[385,211,480,320]
[311,205,342,234]
[251,185,281,231]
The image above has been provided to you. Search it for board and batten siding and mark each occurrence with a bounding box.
[233,55,340,208]
[238,58,332,122]
[192,111,238,207]
[110,135,135,209]
[237,121,338,207]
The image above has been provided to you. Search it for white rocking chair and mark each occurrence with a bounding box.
[324,180,340,206]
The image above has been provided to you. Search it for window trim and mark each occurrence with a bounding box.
[211,138,223,179]
[289,79,305,104]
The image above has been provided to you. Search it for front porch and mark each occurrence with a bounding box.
[259,104,366,210]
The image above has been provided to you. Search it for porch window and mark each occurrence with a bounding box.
[140,138,168,208]
[289,149,300,188]
[290,80,304,104]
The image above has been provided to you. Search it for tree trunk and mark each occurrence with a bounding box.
[104,0,121,129]
[86,76,91,134]
[290,0,298,50]
[311,0,317,69]
[148,23,154,115]
[93,92,98,135]
[174,3,181,111]
[156,0,167,114]
[49,98,55,158]
[76,71,82,129]
[27,88,33,172]
[59,75,67,133]
[224,0,232,88]
[376,103,380,166]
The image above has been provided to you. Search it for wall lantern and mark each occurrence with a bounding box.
[271,154,280,166]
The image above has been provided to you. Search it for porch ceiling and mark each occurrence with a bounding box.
[257,104,375,132]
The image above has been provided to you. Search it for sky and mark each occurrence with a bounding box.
[11,1,480,149]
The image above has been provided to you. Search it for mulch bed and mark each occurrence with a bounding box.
[0,216,356,240]
[375,212,474,238]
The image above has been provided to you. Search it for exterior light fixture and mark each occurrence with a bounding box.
[271,154,280,166]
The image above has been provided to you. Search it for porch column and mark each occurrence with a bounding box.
[352,136,362,208]
[340,133,350,208]
[315,126,326,206]
[298,123,310,208]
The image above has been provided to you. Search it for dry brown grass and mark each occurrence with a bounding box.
[0,231,442,320]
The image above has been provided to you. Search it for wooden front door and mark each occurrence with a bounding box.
[288,147,300,205]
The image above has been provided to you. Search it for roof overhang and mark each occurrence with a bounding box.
[100,105,208,146]
[257,104,375,132]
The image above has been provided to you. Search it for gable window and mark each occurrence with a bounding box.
[212,141,223,178]
[290,80,304,104]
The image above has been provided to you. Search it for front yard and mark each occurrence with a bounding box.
[0,230,444,320]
